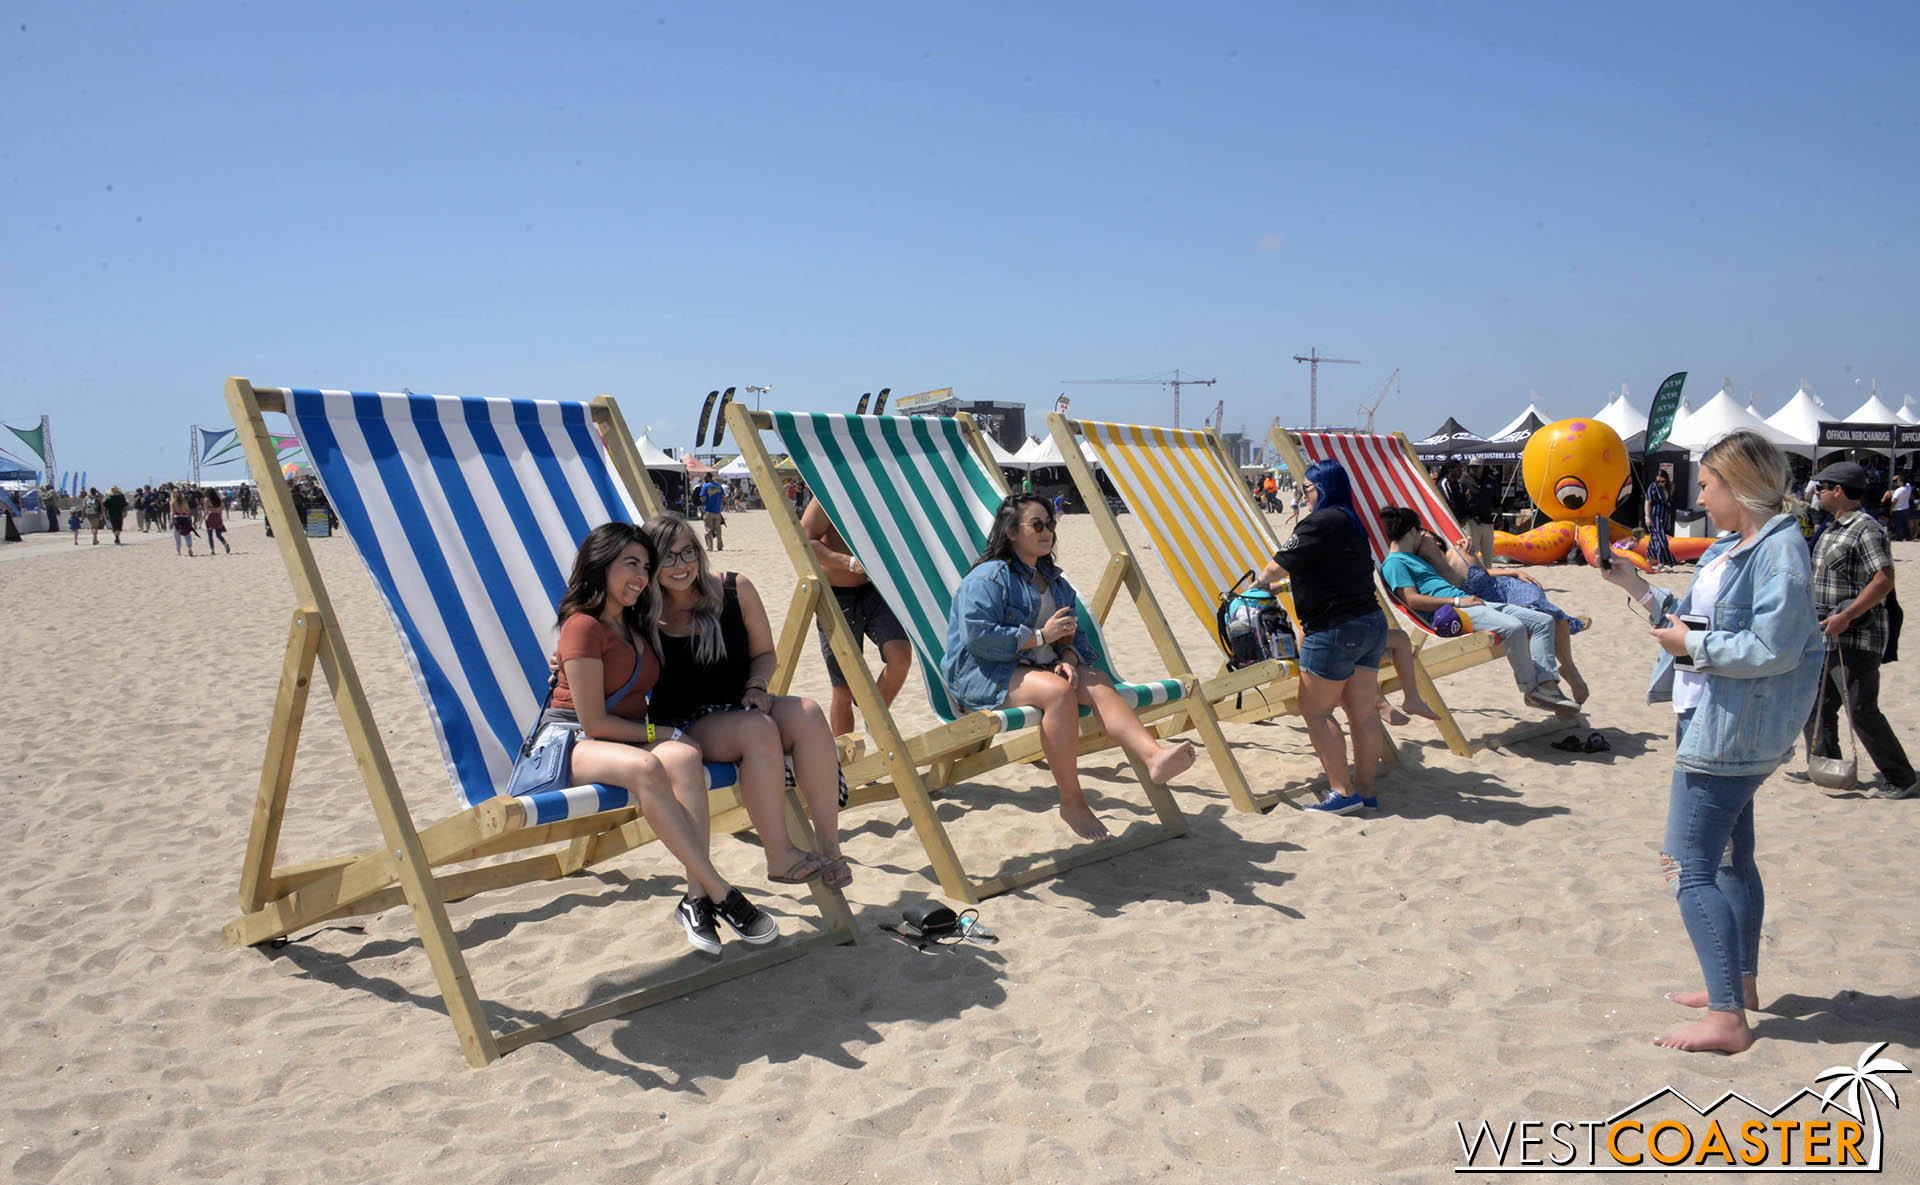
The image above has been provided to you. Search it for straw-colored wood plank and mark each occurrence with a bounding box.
[238,608,323,912]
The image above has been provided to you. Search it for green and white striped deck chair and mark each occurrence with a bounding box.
[726,404,1190,904]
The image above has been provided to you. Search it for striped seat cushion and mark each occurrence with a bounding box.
[766,411,1186,731]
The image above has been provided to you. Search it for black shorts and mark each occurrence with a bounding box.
[818,583,909,687]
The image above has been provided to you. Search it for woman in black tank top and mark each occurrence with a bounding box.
[644,514,851,890]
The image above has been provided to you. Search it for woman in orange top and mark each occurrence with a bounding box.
[551,521,779,954]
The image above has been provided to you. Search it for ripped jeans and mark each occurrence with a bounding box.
[1662,711,1767,1012]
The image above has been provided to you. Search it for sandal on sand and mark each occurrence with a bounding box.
[1550,735,1586,753]
[822,855,853,890]
[769,851,828,884]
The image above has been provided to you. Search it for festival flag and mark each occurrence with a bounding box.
[1645,372,1687,454]
[1055,393,1071,415]
[872,387,891,415]
[855,392,872,415]
[711,387,736,448]
[6,422,47,463]
[695,389,721,446]
[197,427,244,467]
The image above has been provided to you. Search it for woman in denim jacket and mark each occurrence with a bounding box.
[943,494,1196,840]
[1601,431,1823,1054]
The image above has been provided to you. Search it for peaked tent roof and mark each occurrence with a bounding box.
[1491,401,1554,441]
[716,455,753,478]
[1899,397,1919,426]
[1592,391,1650,439]
[1414,416,1486,446]
[982,433,1026,469]
[633,432,682,472]
[1764,386,1827,449]
[1016,434,1102,469]
[1665,388,1803,454]
[1844,392,1903,424]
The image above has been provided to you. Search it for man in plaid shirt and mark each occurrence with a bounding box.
[1802,460,1914,798]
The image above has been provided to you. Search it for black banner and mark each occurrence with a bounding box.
[1818,421,1897,449]
[695,389,720,446]
[872,387,891,415]
[855,391,871,414]
[710,387,736,448]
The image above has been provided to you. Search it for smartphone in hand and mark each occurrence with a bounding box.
[1595,516,1613,570]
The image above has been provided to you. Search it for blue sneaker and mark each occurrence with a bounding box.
[1309,792,1371,815]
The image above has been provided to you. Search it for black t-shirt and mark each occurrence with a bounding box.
[1272,508,1381,634]
[648,573,755,722]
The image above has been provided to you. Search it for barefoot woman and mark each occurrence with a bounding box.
[943,494,1195,840]
[1600,430,1822,1052]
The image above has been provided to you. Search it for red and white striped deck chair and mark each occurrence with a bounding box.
[1268,425,1504,756]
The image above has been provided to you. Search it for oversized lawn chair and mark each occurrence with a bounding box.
[1051,414,1468,757]
[220,378,855,1067]
[1267,425,1531,754]
[726,404,1190,903]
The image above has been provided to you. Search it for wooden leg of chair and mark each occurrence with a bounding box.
[239,608,322,912]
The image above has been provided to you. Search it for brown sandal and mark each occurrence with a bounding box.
[821,855,853,889]
[768,851,828,884]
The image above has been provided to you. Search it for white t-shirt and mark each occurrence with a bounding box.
[1892,482,1912,512]
[1672,551,1732,713]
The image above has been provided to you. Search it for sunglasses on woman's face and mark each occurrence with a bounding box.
[1020,518,1055,533]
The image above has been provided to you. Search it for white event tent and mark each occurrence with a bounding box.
[716,455,753,478]
[1664,384,1803,456]
[1016,435,1102,470]
[982,434,1026,470]
[633,432,682,472]
[1591,386,1649,439]
[1490,400,1554,441]
[1899,397,1919,425]
[1763,384,1827,455]
[1843,390,1904,426]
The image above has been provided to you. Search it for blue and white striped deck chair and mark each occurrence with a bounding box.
[728,403,1190,904]
[219,378,855,1068]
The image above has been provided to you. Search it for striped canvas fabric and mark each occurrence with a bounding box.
[1079,422,1289,658]
[1290,431,1465,560]
[280,388,734,817]
[765,412,1183,726]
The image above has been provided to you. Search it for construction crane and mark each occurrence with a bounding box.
[1359,368,1399,432]
[1059,369,1216,427]
[1292,347,1359,428]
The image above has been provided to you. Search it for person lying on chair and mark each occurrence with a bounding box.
[942,493,1196,840]
[1377,506,1583,716]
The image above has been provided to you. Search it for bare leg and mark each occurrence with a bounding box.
[828,685,856,738]
[1666,979,1761,1011]
[1005,667,1109,840]
[1296,669,1353,796]
[688,710,815,881]
[1554,620,1588,704]
[768,695,844,864]
[569,739,733,900]
[1380,628,1439,721]
[876,639,911,707]
[1339,666,1385,798]
[647,736,711,891]
[1075,667,1194,783]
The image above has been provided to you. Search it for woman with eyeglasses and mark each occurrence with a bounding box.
[551,522,780,955]
[943,493,1196,840]
[641,513,852,897]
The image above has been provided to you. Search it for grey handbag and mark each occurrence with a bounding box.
[1806,645,1858,790]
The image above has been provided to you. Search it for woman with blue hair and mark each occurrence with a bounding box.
[1253,459,1394,814]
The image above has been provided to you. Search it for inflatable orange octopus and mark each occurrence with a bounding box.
[1491,418,1709,570]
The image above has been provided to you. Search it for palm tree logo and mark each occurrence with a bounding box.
[1815,1042,1910,1168]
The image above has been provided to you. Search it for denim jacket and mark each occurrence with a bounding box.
[1642,513,1824,775]
[942,557,1102,713]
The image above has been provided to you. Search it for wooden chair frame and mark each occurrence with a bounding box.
[1045,412,1327,810]
[1266,424,1514,756]
[220,378,855,1068]
[726,402,1189,904]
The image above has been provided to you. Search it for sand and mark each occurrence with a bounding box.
[2,510,1915,1183]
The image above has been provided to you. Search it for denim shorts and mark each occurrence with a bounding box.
[1299,609,1389,681]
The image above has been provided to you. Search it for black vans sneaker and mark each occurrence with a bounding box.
[674,895,722,955]
[713,888,780,945]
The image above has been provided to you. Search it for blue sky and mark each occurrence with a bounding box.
[4,2,1916,482]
